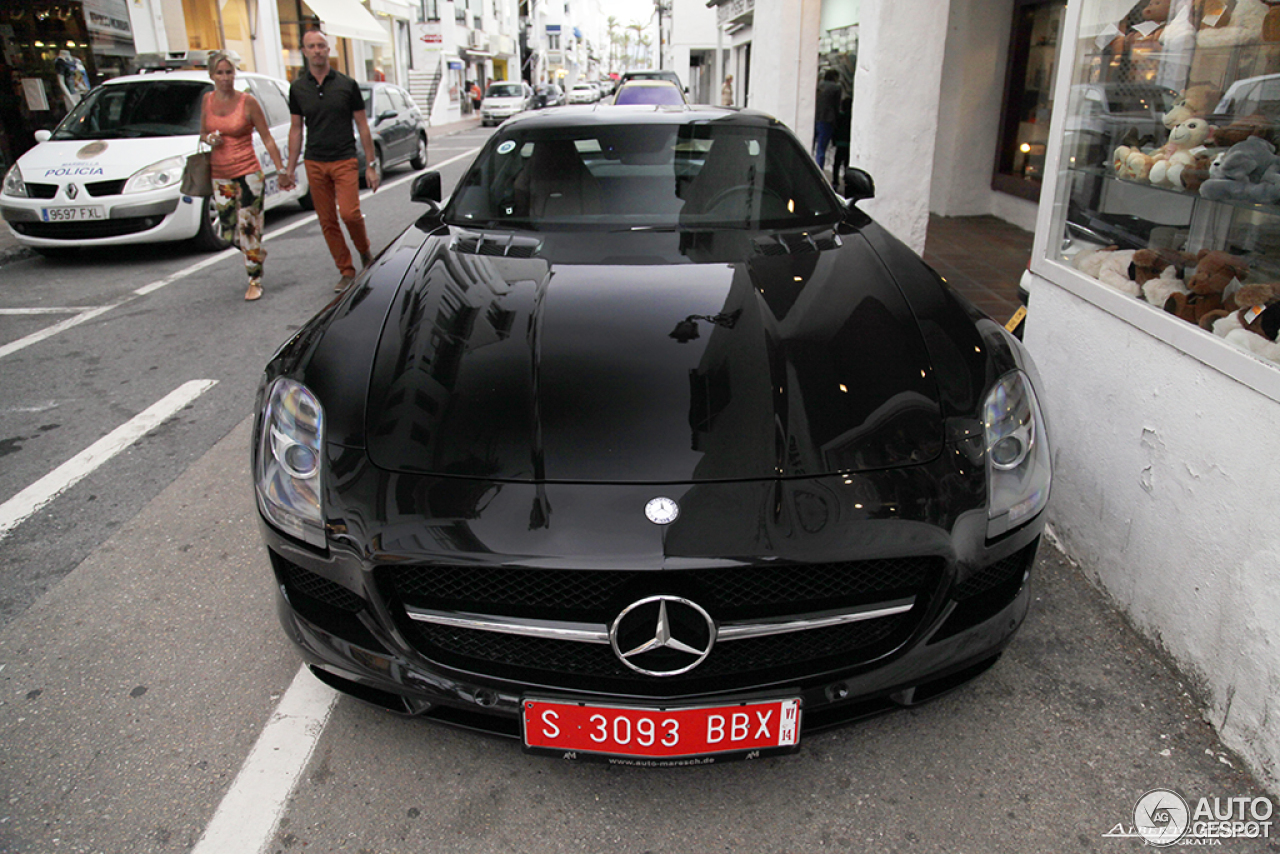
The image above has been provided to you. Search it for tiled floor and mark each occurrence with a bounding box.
[923,214,1032,325]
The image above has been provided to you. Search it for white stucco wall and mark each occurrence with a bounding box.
[1023,276,1280,794]
[743,0,822,150]
[849,0,949,253]
[931,0,1013,217]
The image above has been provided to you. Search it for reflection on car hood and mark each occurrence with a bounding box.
[16,137,197,183]
[365,228,944,483]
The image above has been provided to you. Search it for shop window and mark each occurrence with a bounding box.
[1048,0,1280,372]
[994,0,1067,201]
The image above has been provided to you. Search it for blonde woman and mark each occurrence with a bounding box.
[199,51,292,301]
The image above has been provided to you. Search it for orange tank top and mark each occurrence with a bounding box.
[205,92,262,179]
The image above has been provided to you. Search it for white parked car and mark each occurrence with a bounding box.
[480,81,533,127]
[568,83,599,104]
[0,69,309,256]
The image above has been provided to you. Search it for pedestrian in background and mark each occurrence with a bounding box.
[284,29,378,293]
[813,69,841,173]
[470,80,482,112]
[831,96,852,194]
[721,74,734,106]
[200,50,291,302]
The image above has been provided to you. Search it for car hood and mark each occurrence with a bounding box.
[483,96,525,107]
[364,229,945,483]
[16,136,196,183]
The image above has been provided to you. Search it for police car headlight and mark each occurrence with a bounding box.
[124,156,187,194]
[2,164,26,198]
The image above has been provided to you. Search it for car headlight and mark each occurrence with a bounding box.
[3,164,26,197]
[256,378,326,547]
[123,155,186,194]
[983,370,1050,539]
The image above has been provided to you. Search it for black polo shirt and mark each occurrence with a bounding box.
[288,68,365,162]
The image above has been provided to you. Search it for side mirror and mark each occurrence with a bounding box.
[377,110,398,124]
[35,130,52,143]
[844,167,875,202]
[411,171,443,204]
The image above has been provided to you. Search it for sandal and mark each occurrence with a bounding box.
[244,283,263,301]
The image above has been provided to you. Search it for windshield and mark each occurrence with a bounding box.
[52,80,211,140]
[487,83,524,98]
[445,120,841,231]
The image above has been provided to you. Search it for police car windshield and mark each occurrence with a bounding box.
[52,80,211,140]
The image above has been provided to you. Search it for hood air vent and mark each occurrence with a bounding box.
[451,232,543,258]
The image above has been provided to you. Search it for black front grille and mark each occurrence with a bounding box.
[86,179,127,197]
[24,183,57,199]
[381,558,943,694]
[10,215,166,240]
[385,557,938,622]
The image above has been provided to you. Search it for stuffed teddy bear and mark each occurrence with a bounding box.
[1179,151,1215,192]
[1163,82,1223,128]
[1195,281,1280,327]
[1164,249,1250,322]
[1073,247,1143,297]
[1198,135,1280,203]
[1192,0,1268,47]
[1148,117,1214,188]
[1127,0,1172,50]
[1131,247,1190,305]
[1210,294,1280,362]
[1213,114,1272,147]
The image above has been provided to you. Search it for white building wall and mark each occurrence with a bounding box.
[849,0,949,253]
[744,0,821,150]
[1023,276,1280,795]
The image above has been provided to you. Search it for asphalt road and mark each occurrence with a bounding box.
[0,123,1276,854]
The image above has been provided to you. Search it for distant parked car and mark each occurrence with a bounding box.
[357,81,429,187]
[568,82,600,104]
[533,82,566,109]
[618,69,685,92]
[613,79,687,106]
[480,81,533,126]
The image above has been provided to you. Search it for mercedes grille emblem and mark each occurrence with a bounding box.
[644,496,679,525]
[65,183,78,200]
[610,595,715,676]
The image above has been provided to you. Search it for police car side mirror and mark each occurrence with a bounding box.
[35,130,51,143]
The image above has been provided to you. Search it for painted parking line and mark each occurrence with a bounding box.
[1,146,484,362]
[0,379,217,541]
[191,665,338,854]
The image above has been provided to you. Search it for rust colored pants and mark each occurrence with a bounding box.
[304,158,370,278]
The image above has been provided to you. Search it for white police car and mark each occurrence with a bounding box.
[1,68,308,256]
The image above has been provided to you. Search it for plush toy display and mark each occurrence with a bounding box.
[1190,0,1268,46]
[1148,117,1215,188]
[1213,114,1273,147]
[1163,82,1223,128]
[1210,296,1280,361]
[1199,281,1280,326]
[1132,247,1191,304]
[1164,249,1251,322]
[1128,0,1172,49]
[1198,135,1280,202]
[1073,247,1143,297]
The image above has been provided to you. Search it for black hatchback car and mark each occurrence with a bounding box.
[254,105,1051,765]
[356,81,428,185]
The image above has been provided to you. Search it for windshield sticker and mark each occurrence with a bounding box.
[77,141,107,159]
[497,140,516,155]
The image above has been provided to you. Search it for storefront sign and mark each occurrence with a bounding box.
[82,0,133,40]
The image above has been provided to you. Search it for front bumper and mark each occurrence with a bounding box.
[259,462,1045,747]
[1,188,199,247]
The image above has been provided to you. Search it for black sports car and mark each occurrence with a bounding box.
[254,105,1051,765]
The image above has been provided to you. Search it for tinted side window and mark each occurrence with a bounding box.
[252,79,291,127]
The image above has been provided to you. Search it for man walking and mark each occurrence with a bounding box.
[285,28,379,292]
[813,69,842,175]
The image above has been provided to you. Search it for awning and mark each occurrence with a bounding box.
[301,0,390,43]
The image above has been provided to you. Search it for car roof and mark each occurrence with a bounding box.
[99,69,271,86]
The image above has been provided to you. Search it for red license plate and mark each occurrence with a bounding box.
[522,697,800,760]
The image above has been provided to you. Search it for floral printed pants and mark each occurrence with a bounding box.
[213,171,267,285]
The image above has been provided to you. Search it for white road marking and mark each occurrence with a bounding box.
[2,146,484,361]
[0,379,216,540]
[0,307,96,315]
[190,666,338,854]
